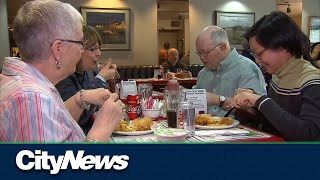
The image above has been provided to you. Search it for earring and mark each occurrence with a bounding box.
[56,61,61,70]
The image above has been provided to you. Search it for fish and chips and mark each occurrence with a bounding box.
[195,114,234,127]
[114,117,153,132]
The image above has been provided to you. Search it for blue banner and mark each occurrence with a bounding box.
[0,144,319,180]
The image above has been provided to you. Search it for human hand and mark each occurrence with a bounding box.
[83,88,111,105]
[166,72,174,79]
[234,88,255,96]
[233,91,261,108]
[88,93,123,141]
[311,44,320,59]
[98,58,117,80]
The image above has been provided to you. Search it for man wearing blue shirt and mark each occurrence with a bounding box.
[194,26,267,118]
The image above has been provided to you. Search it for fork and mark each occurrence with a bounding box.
[223,106,235,117]
[97,97,130,124]
[121,106,131,125]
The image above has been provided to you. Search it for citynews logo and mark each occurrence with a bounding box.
[16,150,129,175]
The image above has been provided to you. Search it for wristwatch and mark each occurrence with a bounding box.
[218,95,226,107]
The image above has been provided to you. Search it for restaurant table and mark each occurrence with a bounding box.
[129,78,197,92]
[111,120,285,143]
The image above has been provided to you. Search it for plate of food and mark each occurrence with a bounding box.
[113,117,155,136]
[195,114,240,130]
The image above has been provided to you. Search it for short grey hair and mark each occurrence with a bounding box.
[13,0,83,62]
[208,26,230,48]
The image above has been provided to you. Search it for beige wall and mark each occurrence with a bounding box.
[302,0,320,35]
[277,3,302,28]
[62,0,158,66]
[188,0,276,64]
[1,0,319,68]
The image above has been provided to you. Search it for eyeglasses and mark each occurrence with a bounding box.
[250,49,267,59]
[86,46,101,52]
[57,39,86,49]
[196,43,222,58]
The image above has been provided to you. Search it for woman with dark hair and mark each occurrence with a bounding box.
[233,11,320,141]
[241,38,272,86]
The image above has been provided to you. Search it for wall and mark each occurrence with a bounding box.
[61,0,159,66]
[188,0,276,64]
[157,1,189,58]
[2,0,319,68]
[277,3,302,28]
[302,0,320,36]
[0,0,10,69]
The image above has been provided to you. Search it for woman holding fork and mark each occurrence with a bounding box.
[56,25,121,134]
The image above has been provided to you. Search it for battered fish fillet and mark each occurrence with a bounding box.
[195,114,213,125]
[216,117,233,125]
[114,117,153,132]
[195,114,234,126]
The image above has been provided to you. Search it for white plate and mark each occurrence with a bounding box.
[195,120,240,130]
[113,129,154,136]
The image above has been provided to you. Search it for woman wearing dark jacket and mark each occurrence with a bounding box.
[234,11,320,141]
[56,26,117,134]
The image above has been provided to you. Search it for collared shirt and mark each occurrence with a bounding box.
[161,60,188,73]
[0,57,85,142]
[195,48,267,117]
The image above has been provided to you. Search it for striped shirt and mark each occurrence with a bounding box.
[0,57,85,142]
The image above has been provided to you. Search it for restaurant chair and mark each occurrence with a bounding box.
[139,66,147,79]
[146,65,154,78]
[191,64,199,77]
[125,66,133,80]
[117,66,126,80]
[132,66,140,79]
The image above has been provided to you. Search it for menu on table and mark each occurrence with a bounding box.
[184,89,207,115]
[120,80,137,99]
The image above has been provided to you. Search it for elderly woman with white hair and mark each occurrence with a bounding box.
[0,0,123,142]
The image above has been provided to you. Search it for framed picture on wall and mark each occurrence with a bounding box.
[308,16,320,43]
[80,7,131,51]
[214,11,255,50]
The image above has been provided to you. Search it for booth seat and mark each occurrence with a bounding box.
[117,64,204,80]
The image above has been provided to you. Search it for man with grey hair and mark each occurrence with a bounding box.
[0,0,123,142]
[161,48,188,73]
[194,25,267,119]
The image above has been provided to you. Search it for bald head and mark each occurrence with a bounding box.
[195,26,231,70]
[167,48,179,65]
[196,25,230,49]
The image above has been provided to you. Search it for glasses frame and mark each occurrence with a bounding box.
[85,46,101,53]
[250,48,267,59]
[196,43,222,58]
[58,39,84,45]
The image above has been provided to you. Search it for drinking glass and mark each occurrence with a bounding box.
[164,90,182,128]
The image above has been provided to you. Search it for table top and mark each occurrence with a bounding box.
[129,78,197,84]
[111,120,285,143]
